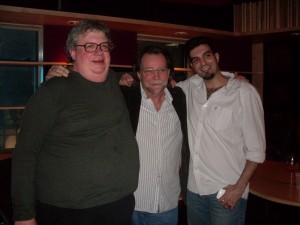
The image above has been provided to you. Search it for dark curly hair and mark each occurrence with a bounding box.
[184,36,217,61]
[134,46,174,77]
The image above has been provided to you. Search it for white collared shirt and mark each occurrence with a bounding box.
[134,84,183,212]
[177,75,266,199]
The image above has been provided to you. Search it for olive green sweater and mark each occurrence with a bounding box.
[11,70,139,220]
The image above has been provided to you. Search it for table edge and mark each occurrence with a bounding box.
[249,188,300,207]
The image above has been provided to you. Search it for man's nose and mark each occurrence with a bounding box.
[94,46,104,54]
[153,70,161,79]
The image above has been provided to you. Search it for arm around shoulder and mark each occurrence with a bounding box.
[14,218,37,225]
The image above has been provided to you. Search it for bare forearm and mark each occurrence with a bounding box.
[45,65,70,81]
[15,218,37,225]
[219,160,259,209]
[236,160,258,190]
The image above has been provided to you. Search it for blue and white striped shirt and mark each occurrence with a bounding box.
[134,84,183,213]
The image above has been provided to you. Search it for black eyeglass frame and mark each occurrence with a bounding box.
[75,42,114,53]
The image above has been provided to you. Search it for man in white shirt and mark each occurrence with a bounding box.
[176,36,266,225]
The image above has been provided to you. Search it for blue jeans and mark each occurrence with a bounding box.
[132,207,178,225]
[186,190,247,225]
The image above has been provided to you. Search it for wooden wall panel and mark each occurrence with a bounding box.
[234,0,300,32]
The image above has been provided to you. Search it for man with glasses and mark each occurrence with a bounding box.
[11,20,139,225]
[46,46,190,225]
[121,46,189,225]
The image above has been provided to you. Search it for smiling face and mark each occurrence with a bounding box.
[189,44,220,80]
[137,53,170,99]
[70,30,111,82]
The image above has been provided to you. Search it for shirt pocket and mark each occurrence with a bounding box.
[206,105,234,131]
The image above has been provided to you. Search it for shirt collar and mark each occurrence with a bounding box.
[192,74,237,95]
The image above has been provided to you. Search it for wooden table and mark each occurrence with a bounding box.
[249,160,300,207]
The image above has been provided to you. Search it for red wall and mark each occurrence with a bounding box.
[44,25,71,62]
[110,30,137,66]
[215,38,252,72]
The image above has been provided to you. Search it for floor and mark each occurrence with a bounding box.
[245,194,299,225]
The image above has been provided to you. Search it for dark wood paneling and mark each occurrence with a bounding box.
[0,0,234,31]
[263,36,300,160]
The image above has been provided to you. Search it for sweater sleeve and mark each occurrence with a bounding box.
[11,85,58,220]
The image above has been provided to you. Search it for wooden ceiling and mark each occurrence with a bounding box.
[158,0,234,6]
[0,5,235,43]
[0,1,298,43]
[0,1,240,43]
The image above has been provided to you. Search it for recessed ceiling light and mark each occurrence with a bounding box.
[290,32,300,36]
[166,43,179,47]
[174,31,188,36]
[67,20,79,25]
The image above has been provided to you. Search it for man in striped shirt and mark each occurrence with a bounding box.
[121,46,189,225]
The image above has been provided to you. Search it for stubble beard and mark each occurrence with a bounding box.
[197,71,215,80]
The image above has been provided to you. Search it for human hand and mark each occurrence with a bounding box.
[45,65,69,81]
[218,184,245,209]
[15,218,38,225]
[233,72,249,82]
[119,73,135,86]
[169,77,177,88]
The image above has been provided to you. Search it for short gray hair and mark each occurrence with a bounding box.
[65,19,111,62]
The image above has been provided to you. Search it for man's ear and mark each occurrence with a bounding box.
[137,72,141,80]
[70,49,76,61]
[215,52,220,63]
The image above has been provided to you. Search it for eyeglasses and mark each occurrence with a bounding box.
[140,68,168,76]
[75,42,114,53]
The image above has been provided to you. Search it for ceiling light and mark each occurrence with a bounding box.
[290,32,300,36]
[165,43,179,47]
[67,20,79,25]
[174,31,188,36]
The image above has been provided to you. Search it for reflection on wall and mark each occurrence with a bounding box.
[0,27,40,106]
[0,109,23,151]
[0,26,41,151]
